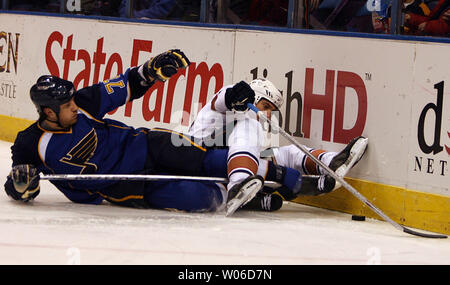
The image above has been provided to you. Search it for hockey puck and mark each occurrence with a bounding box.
[351,215,366,221]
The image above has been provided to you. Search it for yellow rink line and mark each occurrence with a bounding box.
[1,114,449,235]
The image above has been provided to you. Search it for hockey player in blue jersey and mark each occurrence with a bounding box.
[3,49,303,214]
[4,49,221,210]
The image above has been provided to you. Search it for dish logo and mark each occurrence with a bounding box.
[251,67,368,145]
[302,68,367,144]
[414,81,448,176]
[417,81,448,155]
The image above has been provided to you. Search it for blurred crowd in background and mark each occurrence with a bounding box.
[4,0,450,37]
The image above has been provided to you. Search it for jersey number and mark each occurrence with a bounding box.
[104,80,125,94]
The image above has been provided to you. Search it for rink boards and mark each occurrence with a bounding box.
[0,13,448,235]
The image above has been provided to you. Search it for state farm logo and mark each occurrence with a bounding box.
[45,31,223,126]
[414,81,448,177]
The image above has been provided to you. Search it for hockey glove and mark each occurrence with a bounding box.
[5,164,40,202]
[225,81,255,111]
[143,49,190,83]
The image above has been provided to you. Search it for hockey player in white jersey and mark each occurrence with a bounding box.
[189,78,368,215]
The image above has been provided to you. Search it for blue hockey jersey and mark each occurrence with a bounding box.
[8,67,152,205]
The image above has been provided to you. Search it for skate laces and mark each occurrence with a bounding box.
[318,175,326,192]
[261,194,272,211]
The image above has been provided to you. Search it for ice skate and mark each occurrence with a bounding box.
[226,175,264,217]
[329,136,368,177]
[241,192,283,212]
[327,136,368,191]
[293,174,336,196]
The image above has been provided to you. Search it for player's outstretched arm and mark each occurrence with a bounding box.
[76,49,190,119]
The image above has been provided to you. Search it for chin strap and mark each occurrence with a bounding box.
[41,114,69,131]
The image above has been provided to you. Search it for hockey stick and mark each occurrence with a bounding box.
[248,103,447,239]
[39,173,283,187]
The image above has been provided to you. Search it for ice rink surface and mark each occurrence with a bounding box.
[0,140,449,265]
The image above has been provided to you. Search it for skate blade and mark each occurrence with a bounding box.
[226,179,263,217]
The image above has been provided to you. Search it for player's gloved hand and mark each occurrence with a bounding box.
[143,49,190,83]
[225,81,255,111]
[5,164,40,202]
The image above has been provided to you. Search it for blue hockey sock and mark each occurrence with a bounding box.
[266,161,302,192]
[283,167,302,192]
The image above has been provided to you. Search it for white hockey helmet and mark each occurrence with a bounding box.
[249,78,283,110]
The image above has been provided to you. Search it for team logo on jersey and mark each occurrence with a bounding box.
[60,129,98,174]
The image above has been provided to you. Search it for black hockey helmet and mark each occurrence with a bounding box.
[30,75,75,117]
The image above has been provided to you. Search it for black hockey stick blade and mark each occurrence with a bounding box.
[403,227,447,239]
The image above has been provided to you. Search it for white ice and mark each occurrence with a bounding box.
[0,140,449,265]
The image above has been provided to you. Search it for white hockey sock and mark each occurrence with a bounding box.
[228,172,250,191]
[226,115,264,191]
[273,145,338,175]
[318,152,338,174]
